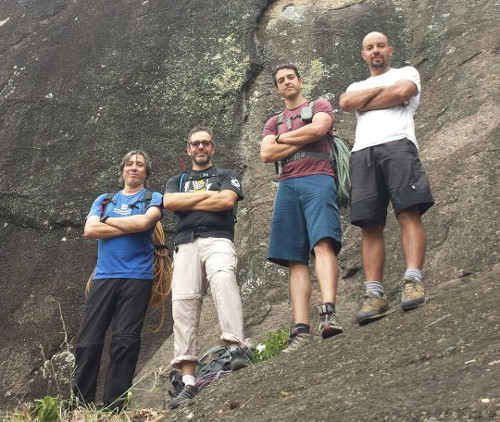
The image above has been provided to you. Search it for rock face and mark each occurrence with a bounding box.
[0,0,498,418]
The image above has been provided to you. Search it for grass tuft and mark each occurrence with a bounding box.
[252,326,290,363]
[34,396,61,422]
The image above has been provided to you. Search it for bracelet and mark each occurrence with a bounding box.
[100,216,109,223]
[275,134,281,144]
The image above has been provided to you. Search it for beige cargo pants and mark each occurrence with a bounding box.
[170,237,247,368]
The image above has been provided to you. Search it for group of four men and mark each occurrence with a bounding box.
[72,31,434,411]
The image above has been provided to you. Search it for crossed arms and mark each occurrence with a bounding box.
[84,206,162,239]
[260,112,333,163]
[339,79,417,112]
[163,189,237,213]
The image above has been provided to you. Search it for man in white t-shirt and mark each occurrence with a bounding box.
[339,32,434,325]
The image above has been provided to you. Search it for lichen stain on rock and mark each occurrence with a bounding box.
[209,36,250,97]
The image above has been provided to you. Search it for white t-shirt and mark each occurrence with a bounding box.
[346,66,421,152]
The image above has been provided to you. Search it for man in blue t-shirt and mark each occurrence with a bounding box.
[72,150,163,411]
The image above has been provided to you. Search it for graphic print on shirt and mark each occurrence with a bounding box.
[186,178,212,192]
[231,178,240,189]
[113,203,133,216]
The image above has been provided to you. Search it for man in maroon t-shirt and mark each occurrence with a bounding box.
[260,63,343,352]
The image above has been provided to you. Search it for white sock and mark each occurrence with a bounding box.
[365,281,384,297]
[404,269,423,283]
[182,375,196,387]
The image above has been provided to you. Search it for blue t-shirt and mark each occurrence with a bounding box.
[87,189,163,280]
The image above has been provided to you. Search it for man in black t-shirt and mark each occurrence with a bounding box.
[163,127,249,409]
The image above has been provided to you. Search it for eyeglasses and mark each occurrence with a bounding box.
[189,141,212,148]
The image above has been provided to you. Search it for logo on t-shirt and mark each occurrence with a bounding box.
[191,179,212,191]
[113,203,132,216]
[231,178,240,189]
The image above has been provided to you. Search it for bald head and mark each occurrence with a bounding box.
[361,31,393,76]
[362,32,389,49]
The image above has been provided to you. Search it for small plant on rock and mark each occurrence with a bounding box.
[252,326,289,363]
[34,396,61,422]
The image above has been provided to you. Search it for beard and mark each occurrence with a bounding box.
[192,153,212,166]
[370,57,386,69]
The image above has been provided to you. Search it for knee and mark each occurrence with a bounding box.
[362,221,384,237]
[397,207,423,227]
[111,333,140,346]
[208,268,236,286]
[172,298,202,324]
[109,334,141,359]
[313,238,334,254]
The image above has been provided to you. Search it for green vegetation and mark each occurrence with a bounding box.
[34,396,61,422]
[2,399,136,422]
[252,326,290,363]
[2,328,291,421]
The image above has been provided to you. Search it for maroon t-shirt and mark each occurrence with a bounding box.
[263,98,335,180]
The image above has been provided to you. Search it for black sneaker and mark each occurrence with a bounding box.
[169,384,199,409]
[229,347,251,371]
[168,369,184,398]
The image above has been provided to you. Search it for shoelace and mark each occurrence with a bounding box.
[403,280,419,294]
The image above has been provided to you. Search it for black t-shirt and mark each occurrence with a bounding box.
[164,167,243,244]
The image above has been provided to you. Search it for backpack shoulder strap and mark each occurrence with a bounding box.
[274,100,318,175]
[104,192,115,202]
[100,192,117,215]
[142,190,153,202]
[130,190,153,209]
[178,171,190,192]
[275,111,286,131]
[181,169,220,185]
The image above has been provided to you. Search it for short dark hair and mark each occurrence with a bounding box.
[118,150,152,188]
[187,127,214,146]
[272,63,301,87]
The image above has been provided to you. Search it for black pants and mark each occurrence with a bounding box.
[72,278,152,410]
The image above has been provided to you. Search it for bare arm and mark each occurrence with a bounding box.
[340,80,417,112]
[164,189,237,212]
[163,190,214,212]
[358,79,417,111]
[103,206,162,233]
[260,112,333,163]
[276,112,333,145]
[339,87,384,112]
[260,134,302,163]
[191,190,237,212]
[84,215,129,239]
